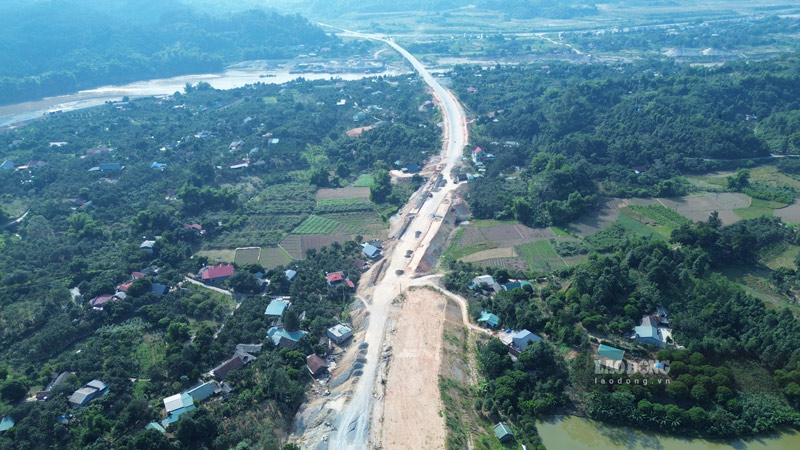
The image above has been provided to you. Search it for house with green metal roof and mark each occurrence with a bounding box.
[0,417,14,432]
[145,422,166,433]
[502,280,532,291]
[477,310,500,328]
[598,344,625,361]
[187,381,217,403]
[267,327,308,350]
[493,422,514,443]
[265,299,291,317]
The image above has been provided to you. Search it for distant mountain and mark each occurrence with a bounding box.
[0,0,334,105]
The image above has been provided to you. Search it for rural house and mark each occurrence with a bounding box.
[265,299,291,317]
[477,310,500,328]
[162,392,195,427]
[211,350,257,380]
[285,269,297,281]
[511,329,542,352]
[327,324,354,345]
[68,380,107,407]
[470,275,502,294]
[326,271,354,288]
[201,264,234,284]
[267,327,308,350]
[361,243,382,259]
[306,354,329,377]
[140,240,156,253]
[597,344,625,362]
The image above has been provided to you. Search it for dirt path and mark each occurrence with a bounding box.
[379,287,447,450]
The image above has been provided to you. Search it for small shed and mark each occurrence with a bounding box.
[493,422,514,443]
[598,344,625,361]
[306,354,329,376]
[477,311,500,328]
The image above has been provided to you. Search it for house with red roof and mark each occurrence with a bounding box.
[201,264,235,285]
[326,271,344,287]
[89,295,116,310]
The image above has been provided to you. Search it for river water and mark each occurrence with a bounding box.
[0,61,408,127]
[537,415,800,450]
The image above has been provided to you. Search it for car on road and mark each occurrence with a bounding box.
[395,269,404,275]
[405,250,413,258]
[415,230,422,238]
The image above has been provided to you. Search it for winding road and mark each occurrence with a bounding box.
[316,25,469,450]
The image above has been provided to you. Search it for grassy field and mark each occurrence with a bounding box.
[734,198,787,220]
[292,215,342,234]
[315,197,374,213]
[515,240,566,271]
[196,249,236,263]
[234,247,261,265]
[259,247,292,269]
[353,174,374,187]
[759,241,800,270]
[615,214,668,239]
[135,335,166,378]
[550,226,573,237]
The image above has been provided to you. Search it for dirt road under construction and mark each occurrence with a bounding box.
[294,25,472,450]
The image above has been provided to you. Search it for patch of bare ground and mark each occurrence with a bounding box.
[439,297,496,450]
[378,287,447,450]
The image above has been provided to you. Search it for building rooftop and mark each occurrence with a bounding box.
[164,393,194,414]
[328,324,353,338]
[478,311,500,327]
[598,344,625,361]
[267,327,308,346]
[202,264,234,280]
[265,299,291,317]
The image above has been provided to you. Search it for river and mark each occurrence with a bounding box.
[0,61,408,128]
[537,415,800,450]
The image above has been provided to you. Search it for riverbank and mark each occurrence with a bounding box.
[0,59,409,128]
[537,415,800,450]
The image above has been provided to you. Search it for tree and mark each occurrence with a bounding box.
[310,167,330,187]
[229,271,260,293]
[283,309,300,332]
[127,278,152,297]
[0,379,27,402]
[129,429,175,450]
[370,169,392,203]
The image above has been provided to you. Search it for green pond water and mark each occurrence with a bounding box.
[537,415,800,450]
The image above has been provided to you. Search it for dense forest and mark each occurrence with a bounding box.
[452,57,800,226]
[0,0,337,105]
[0,72,438,449]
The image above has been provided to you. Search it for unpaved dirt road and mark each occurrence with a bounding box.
[299,24,470,450]
[379,287,447,449]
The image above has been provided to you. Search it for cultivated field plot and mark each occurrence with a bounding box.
[259,247,292,269]
[480,224,555,246]
[515,240,568,272]
[327,212,388,238]
[472,258,528,271]
[315,197,374,213]
[775,203,800,222]
[248,182,316,215]
[658,193,750,225]
[234,247,261,266]
[196,249,235,263]
[315,186,370,200]
[759,242,800,271]
[568,198,630,236]
[279,234,354,259]
[460,247,517,262]
[293,215,341,234]
[353,174,374,187]
[278,235,303,260]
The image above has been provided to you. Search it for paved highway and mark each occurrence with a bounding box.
[318,25,469,450]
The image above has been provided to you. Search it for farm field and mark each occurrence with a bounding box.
[279,233,355,259]
[315,186,371,200]
[315,197,374,213]
[293,215,342,234]
[759,242,800,271]
[659,193,750,224]
[259,247,292,269]
[734,198,787,220]
[353,174,374,187]
[234,247,261,266]
[196,249,236,263]
[515,240,568,272]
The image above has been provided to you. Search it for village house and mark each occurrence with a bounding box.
[229,140,244,151]
[89,163,124,172]
[306,354,329,377]
[470,275,502,294]
[478,310,500,328]
[37,371,74,401]
[510,329,542,353]
[229,160,249,170]
[327,323,354,345]
[353,259,369,272]
[267,327,308,350]
[597,344,625,363]
[284,269,297,281]
[67,380,107,407]
[140,240,156,253]
[161,392,195,428]
[200,264,234,285]
[151,162,167,169]
[265,299,291,318]
[211,351,256,380]
[325,271,354,288]
[361,242,383,260]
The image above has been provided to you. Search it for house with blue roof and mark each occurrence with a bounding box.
[151,162,167,169]
[477,310,500,328]
[361,243,383,259]
[162,392,196,428]
[511,330,542,351]
[634,316,664,347]
[265,299,291,317]
[145,422,166,433]
[502,280,532,291]
[187,381,218,403]
[0,417,14,432]
[267,327,307,350]
[0,160,15,171]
